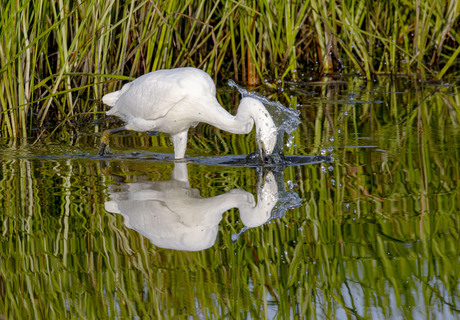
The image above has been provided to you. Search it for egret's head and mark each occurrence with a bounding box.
[239,171,278,227]
[240,97,278,156]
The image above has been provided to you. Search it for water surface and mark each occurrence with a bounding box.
[1,76,459,319]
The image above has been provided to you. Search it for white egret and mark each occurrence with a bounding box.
[99,67,277,159]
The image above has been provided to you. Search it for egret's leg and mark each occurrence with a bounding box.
[171,162,189,183]
[98,127,126,156]
[171,130,189,159]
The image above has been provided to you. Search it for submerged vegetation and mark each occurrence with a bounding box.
[0,0,459,138]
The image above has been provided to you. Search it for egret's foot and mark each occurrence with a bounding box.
[100,161,127,183]
[100,161,111,175]
[98,132,112,156]
[98,143,108,156]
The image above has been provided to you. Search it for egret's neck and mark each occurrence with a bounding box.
[200,97,254,134]
[202,97,277,154]
[237,97,277,155]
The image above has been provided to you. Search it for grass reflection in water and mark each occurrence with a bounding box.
[0,77,459,319]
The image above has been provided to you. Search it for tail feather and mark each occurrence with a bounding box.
[102,82,132,107]
[102,91,121,106]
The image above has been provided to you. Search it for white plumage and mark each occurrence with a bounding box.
[99,67,277,159]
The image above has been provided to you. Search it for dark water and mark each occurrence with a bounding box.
[1,76,459,319]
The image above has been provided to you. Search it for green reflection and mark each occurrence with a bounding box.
[0,78,459,319]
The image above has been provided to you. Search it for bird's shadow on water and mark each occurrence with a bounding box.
[190,154,333,168]
[96,151,333,168]
[11,145,334,168]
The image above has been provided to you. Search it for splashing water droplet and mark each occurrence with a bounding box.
[287,180,298,190]
[228,79,301,164]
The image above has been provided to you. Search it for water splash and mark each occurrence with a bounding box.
[228,79,301,164]
[231,167,303,243]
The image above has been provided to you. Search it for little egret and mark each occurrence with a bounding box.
[98,67,277,159]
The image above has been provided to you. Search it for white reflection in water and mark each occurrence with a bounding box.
[105,162,287,251]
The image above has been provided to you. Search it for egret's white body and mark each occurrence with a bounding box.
[99,67,277,158]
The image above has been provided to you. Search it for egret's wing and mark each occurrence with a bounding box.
[113,74,185,120]
[109,68,216,121]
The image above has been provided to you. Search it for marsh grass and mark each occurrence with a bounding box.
[0,0,459,140]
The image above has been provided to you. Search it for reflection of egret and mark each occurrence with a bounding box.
[98,67,277,159]
[104,163,278,251]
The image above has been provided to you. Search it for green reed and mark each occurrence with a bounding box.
[1,0,459,140]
